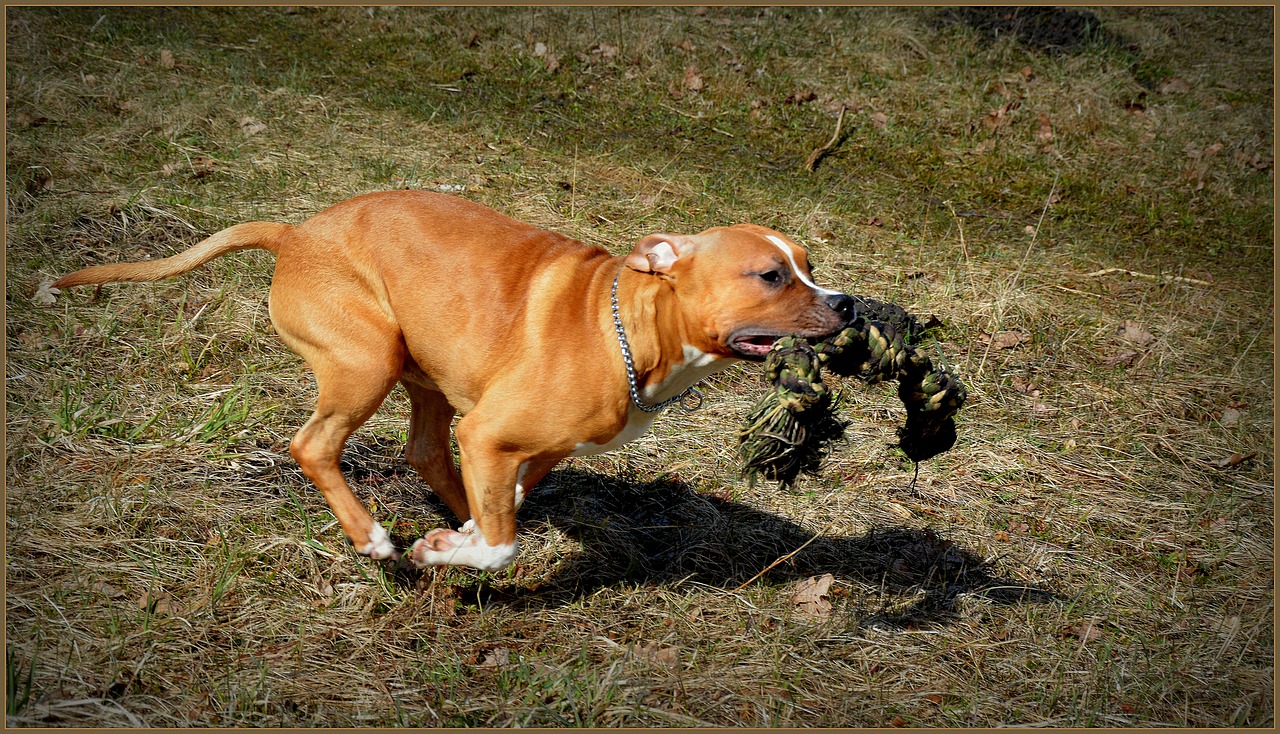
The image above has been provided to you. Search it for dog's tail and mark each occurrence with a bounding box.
[53,221,292,289]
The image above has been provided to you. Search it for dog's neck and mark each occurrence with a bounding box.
[609,267,732,407]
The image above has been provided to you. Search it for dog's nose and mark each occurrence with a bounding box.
[825,293,857,322]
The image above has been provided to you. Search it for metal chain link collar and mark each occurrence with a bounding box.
[610,273,703,413]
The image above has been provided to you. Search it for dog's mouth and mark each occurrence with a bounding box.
[728,325,849,360]
[728,332,784,360]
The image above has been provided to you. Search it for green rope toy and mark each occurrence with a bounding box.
[737,297,967,487]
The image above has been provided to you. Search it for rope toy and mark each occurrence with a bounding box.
[737,297,967,487]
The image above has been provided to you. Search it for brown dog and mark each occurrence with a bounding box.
[55,191,855,570]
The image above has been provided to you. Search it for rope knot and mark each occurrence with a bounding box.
[738,297,967,487]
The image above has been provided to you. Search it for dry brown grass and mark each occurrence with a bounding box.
[6,6,1273,727]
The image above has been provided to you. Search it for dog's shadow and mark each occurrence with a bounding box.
[387,465,1056,628]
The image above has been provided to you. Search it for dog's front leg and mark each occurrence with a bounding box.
[407,416,554,572]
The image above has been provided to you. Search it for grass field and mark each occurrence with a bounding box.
[6,6,1273,727]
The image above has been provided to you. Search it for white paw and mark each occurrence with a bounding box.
[360,521,397,560]
[459,519,476,534]
[408,529,517,572]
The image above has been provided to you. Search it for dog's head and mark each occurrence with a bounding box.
[625,224,855,361]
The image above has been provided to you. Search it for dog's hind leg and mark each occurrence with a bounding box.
[401,380,471,525]
[271,291,405,559]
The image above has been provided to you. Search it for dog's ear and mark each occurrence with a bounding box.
[625,233,692,275]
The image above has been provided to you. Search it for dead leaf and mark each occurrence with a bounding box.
[632,642,679,666]
[1023,224,1037,236]
[1116,320,1155,347]
[159,49,175,69]
[1062,619,1105,643]
[870,111,888,128]
[1102,349,1139,368]
[792,573,835,619]
[682,65,704,92]
[139,589,181,616]
[238,117,267,136]
[91,581,127,599]
[1037,113,1053,144]
[544,53,560,73]
[983,330,1029,350]
[1018,65,1035,82]
[1219,407,1241,427]
[533,41,548,56]
[785,90,816,105]
[1211,452,1256,469]
[33,280,60,306]
[192,156,216,178]
[674,39,695,53]
[983,100,1019,130]
[590,43,618,61]
[890,716,907,727]
[993,530,1010,542]
[472,647,512,668]
[1010,376,1040,396]
[1159,76,1192,94]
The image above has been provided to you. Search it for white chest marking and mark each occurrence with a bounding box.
[765,235,842,296]
[571,345,730,457]
[514,461,530,509]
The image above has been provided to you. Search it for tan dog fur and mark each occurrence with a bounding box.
[54,191,854,570]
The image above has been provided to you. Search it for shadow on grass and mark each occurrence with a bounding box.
[389,466,1056,628]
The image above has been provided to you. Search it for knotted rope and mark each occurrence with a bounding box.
[737,297,967,487]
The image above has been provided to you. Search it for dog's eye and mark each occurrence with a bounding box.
[758,270,782,284]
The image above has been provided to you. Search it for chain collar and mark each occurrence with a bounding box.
[610,273,704,413]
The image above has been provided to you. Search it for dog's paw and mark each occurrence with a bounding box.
[361,521,398,560]
[408,532,462,567]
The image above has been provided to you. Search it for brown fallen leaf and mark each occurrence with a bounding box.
[792,573,835,619]
[192,156,216,178]
[239,116,267,136]
[139,589,182,616]
[1037,113,1053,144]
[983,100,1020,130]
[1116,320,1155,347]
[591,43,618,61]
[682,65,704,92]
[1159,76,1192,94]
[1010,376,1040,396]
[983,330,1030,350]
[91,581,127,599]
[1211,452,1256,469]
[1219,407,1241,427]
[472,646,512,668]
[1102,349,1139,368]
[159,49,176,69]
[632,642,679,666]
[1062,619,1106,643]
[785,90,816,104]
[33,280,60,307]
